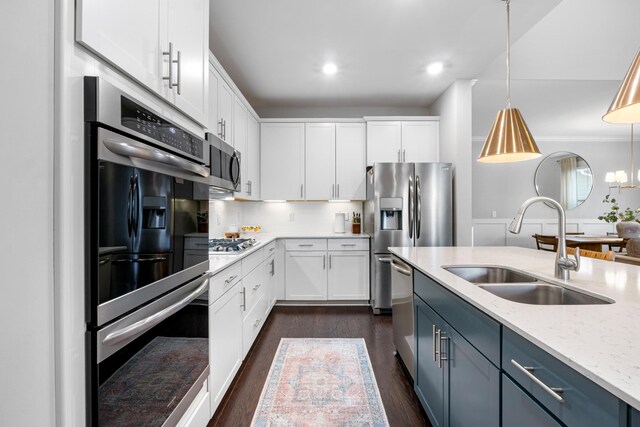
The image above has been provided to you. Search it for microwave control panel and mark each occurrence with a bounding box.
[120,96,204,160]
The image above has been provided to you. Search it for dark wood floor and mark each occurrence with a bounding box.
[208,306,430,427]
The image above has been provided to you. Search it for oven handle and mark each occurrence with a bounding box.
[103,138,209,178]
[102,273,212,347]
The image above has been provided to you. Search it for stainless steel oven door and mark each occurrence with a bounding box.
[88,273,211,427]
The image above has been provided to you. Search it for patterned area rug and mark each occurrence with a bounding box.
[251,338,389,426]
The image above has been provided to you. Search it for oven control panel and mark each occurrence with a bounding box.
[121,96,204,160]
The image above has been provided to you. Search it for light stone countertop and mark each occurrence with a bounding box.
[388,246,640,410]
[208,232,369,276]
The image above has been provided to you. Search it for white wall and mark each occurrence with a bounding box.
[209,201,364,235]
[471,137,640,248]
[430,80,474,246]
[472,138,640,220]
[0,2,55,426]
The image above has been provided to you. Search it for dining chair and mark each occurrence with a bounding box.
[533,234,558,252]
[567,247,614,261]
[606,232,626,253]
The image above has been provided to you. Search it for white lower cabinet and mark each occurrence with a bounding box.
[209,281,243,416]
[285,251,328,300]
[284,239,370,301]
[264,253,277,315]
[242,296,266,358]
[328,251,370,300]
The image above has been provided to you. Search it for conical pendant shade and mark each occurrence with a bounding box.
[477,108,541,163]
[603,51,640,124]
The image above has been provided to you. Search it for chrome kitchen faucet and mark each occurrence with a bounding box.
[509,197,580,280]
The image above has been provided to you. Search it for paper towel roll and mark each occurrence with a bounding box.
[334,213,346,233]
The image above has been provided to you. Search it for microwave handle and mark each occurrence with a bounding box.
[103,138,209,178]
[102,273,211,347]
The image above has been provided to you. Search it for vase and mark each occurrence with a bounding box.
[616,221,640,239]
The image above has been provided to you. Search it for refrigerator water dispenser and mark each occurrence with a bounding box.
[380,197,403,230]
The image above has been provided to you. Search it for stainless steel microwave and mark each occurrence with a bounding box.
[207,133,241,192]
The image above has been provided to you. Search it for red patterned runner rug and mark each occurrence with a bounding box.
[251,338,389,426]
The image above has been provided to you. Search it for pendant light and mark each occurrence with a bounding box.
[477,0,541,163]
[603,50,640,124]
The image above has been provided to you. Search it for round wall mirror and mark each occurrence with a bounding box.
[534,151,593,210]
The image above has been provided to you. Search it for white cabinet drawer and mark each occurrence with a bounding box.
[242,296,267,358]
[263,241,277,259]
[241,248,263,277]
[242,264,265,318]
[327,238,369,251]
[209,263,241,304]
[285,239,328,251]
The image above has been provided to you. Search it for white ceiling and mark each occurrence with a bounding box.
[473,0,640,138]
[210,0,640,135]
[209,0,561,109]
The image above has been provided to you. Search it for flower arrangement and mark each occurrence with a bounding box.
[597,195,640,223]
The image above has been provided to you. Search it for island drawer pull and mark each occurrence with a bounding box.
[511,359,565,403]
[225,275,238,284]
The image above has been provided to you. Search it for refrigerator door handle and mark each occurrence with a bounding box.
[408,175,414,239]
[416,175,422,239]
[127,175,133,237]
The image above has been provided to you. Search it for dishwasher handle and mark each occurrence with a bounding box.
[390,259,412,276]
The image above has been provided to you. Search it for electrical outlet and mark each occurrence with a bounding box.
[289,212,295,222]
[491,210,497,218]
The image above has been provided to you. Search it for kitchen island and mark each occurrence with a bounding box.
[389,246,640,427]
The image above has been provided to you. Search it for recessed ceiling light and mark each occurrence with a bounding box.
[426,62,444,75]
[322,63,338,75]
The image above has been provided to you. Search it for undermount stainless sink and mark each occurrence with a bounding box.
[479,284,612,305]
[443,265,613,305]
[443,266,538,284]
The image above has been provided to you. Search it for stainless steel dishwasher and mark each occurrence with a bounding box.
[391,256,414,380]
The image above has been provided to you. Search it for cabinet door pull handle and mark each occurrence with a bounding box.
[218,119,224,138]
[298,244,314,247]
[253,283,262,291]
[323,255,326,270]
[510,359,565,403]
[301,183,304,198]
[332,184,335,198]
[240,287,246,311]
[176,50,182,95]
[397,149,401,162]
[269,247,275,253]
[254,318,261,328]
[225,274,238,284]
[403,149,406,162]
[341,243,357,247]
[329,254,332,269]
[162,42,174,88]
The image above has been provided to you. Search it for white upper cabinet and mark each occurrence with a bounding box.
[336,123,366,200]
[207,63,219,133]
[366,120,439,165]
[77,0,209,125]
[305,123,336,200]
[261,123,305,201]
[246,115,261,200]
[233,97,248,197]
[77,0,162,93]
[164,0,208,125]
[401,121,439,163]
[367,121,402,165]
[217,78,234,144]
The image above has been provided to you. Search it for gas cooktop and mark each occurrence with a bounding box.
[209,238,259,254]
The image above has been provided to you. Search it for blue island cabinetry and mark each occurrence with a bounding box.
[412,269,636,427]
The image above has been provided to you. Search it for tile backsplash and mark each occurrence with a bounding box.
[208,200,364,236]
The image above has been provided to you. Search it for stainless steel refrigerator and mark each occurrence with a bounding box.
[364,162,452,314]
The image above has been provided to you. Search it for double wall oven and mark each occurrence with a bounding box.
[84,77,211,426]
